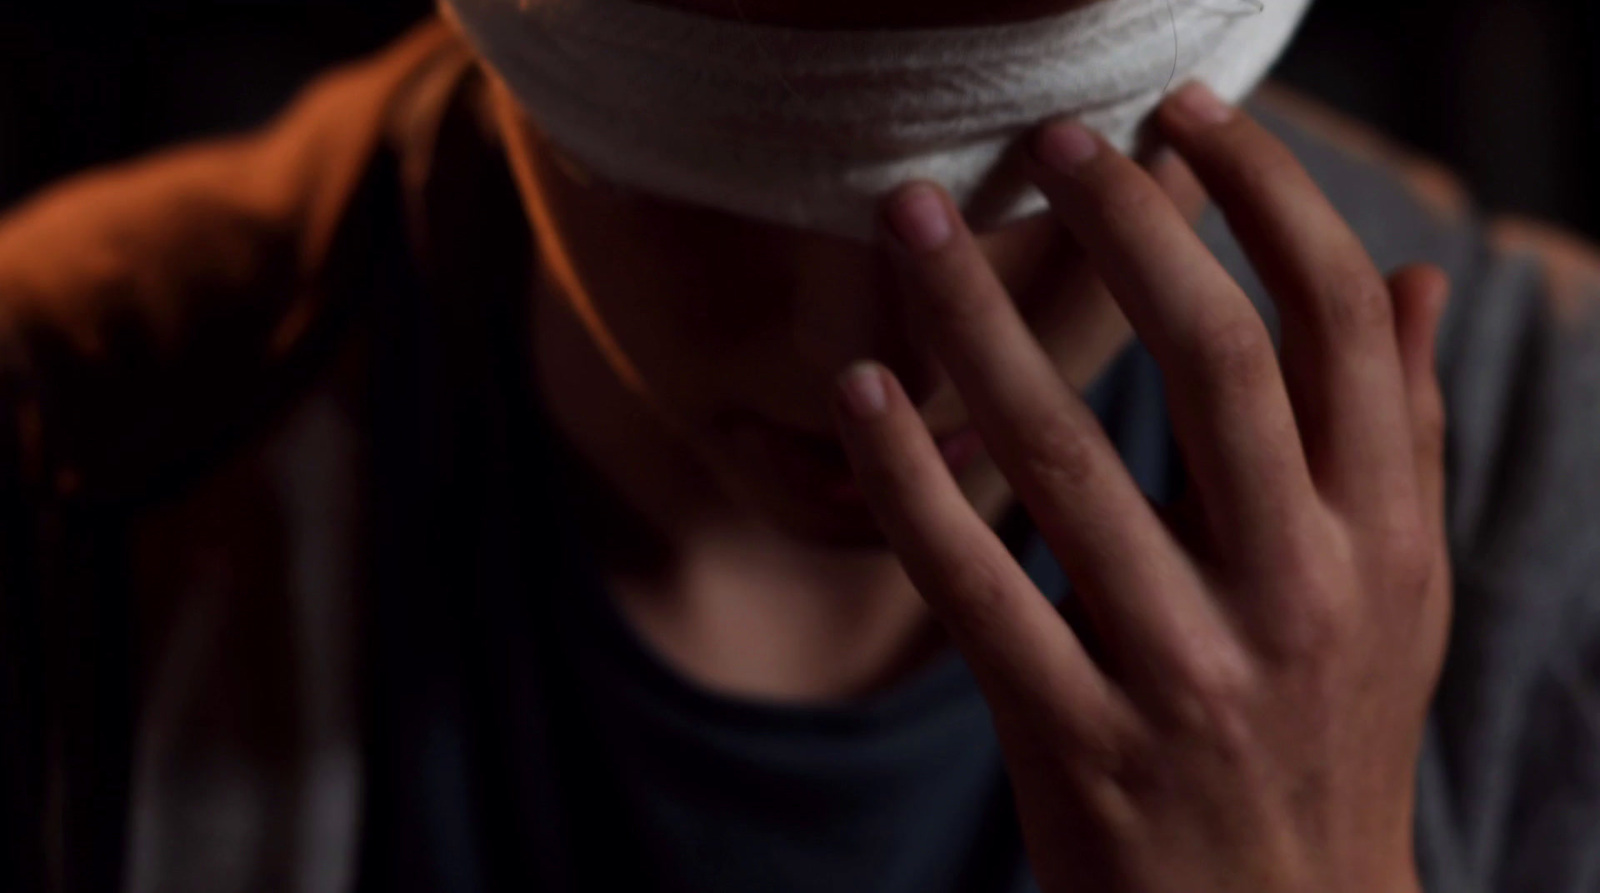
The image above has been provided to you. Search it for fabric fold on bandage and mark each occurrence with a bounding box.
[441,0,1313,241]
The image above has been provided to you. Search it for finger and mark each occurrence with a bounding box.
[829,359,1118,735]
[1019,119,1322,587]
[1144,146,1211,224]
[1388,264,1451,540]
[875,183,1224,691]
[1155,82,1420,527]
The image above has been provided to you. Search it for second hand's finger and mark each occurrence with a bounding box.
[830,359,1121,740]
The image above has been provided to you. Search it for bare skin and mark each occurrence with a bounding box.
[494,1,1452,888]
[835,85,1449,893]
[489,0,1205,701]
[495,87,1209,700]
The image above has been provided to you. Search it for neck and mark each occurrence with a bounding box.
[503,90,1193,705]
[527,256,1137,703]
[530,268,981,700]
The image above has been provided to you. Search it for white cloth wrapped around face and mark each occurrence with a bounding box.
[440,0,1314,242]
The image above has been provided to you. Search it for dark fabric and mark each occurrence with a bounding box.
[492,338,1181,893]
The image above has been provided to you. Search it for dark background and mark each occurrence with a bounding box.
[2,0,1597,235]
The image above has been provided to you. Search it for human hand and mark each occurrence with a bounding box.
[828,82,1452,893]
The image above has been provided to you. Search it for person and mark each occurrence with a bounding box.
[1,0,1597,891]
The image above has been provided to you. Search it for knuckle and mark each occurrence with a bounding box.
[1192,315,1278,398]
[937,554,1019,629]
[1344,505,1433,601]
[1015,410,1101,495]
[1264,527,1362,665]
[1322,272,1395,341]
[1166,646,1257,748]
[1376,514,1437,596]
[1269,579,1355,666]
[1062,697,1148,784]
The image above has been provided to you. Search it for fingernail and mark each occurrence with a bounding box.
[885,185,953,252]
[1170,81,1234,127]
[1033,121,1100,173]
[837,361,888,420]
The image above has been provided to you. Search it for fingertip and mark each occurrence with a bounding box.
[1031,120,1103,175]
[882,182,957,253]
[1390,263,1452,338]
[1390,262,1449,298]
[1164,81,1237,130]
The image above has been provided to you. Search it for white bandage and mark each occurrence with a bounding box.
[441,0,1312,241]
